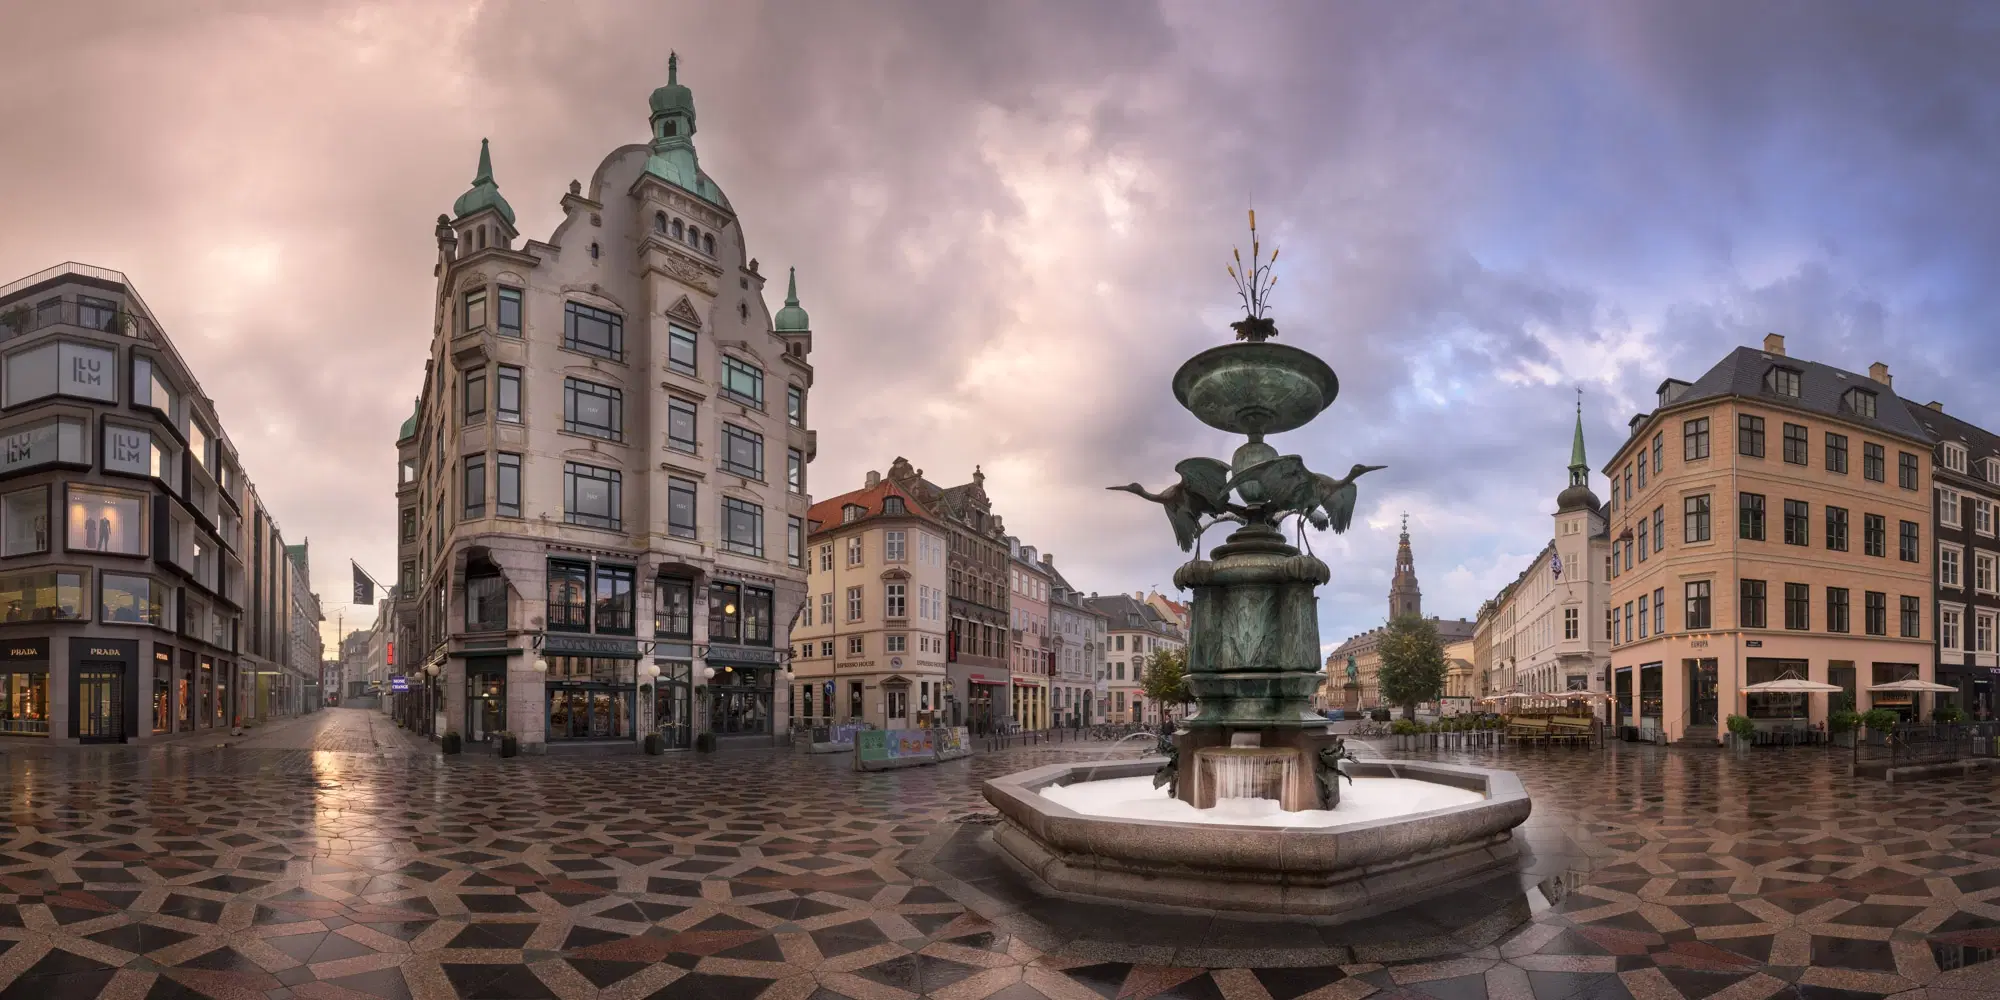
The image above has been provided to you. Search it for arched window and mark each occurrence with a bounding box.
[687,226,700,248]
[475,226,486,250]
[670,219,683,239]
[702,233,715,255]
[738,302,748,320]
[654,212,667,233]
[588,242,600,260]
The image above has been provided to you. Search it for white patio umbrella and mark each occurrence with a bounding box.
[1865,679,1959,693]
[1741,677,1844,693]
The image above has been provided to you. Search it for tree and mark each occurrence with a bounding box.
[1141,647,1191,721]
[1376,614,1447,720]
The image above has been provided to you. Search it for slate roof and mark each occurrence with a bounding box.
[1084,593,1180,637]
[1653,346,1933,445]
[1910,404,2000,491]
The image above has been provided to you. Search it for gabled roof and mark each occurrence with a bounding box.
[1910,405,2000,490]
[1083,593,1180,636]
[805,479,936,537]
[1641,346,1932,448]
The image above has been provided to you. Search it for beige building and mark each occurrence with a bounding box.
[1007,539,1053,730]
[792,472,948,730]
[392,56,813,751]
[1085,592,1185,724]
[1604,335,1935,743]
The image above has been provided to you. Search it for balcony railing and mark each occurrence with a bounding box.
[0,296,156,343]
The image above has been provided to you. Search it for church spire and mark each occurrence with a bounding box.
[1389,513,1422,619]
[1569,388,1589,488]
[451,137,516,225]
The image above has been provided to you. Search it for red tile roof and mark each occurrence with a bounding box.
[805,479,936,537]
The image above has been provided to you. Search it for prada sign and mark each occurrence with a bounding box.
[541,634,641,659]
[2,639,48,662]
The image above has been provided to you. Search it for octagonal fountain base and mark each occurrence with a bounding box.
[982,757,1532,917]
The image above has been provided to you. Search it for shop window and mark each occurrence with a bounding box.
[0,416,89,475]
[101,573,164,626]
[655,577,693,638]
[743,586,773,645]
[66,486,146,555]
[595,564,635,635]
[709,582,742,643]
[546,560,591,631]
[4,339,116,406]
[1,486,49,557]
[0,569,84,623]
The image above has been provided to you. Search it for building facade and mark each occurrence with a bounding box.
[1048,564,1107,728]
[884,461,1013,733]
[792,471,948,730]
[1910,402,2000,719]
[393,56,813,751]
[0,263,314,743]
[1085,592,1186,724]
[284,541,324,711]
[1500,405,1613,698]
[1603,335,1935,743]
[1007,539,1052,730]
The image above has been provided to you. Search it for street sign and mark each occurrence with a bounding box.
[390,675,409,692]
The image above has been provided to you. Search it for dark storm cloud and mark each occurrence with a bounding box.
[1,0,1995,650]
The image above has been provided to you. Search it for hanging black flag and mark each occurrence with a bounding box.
[352,561,374,606]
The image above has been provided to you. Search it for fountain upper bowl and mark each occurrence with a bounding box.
[1173,342,1339,436]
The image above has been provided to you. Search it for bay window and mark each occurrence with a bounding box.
[66,486,146,555]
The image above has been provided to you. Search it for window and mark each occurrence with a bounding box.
[743,586,773,645]
[885,530,906,562]
[1899,520,1919,562]
[1782,423,1807,465]
[1943,443,1968,474]
[667,325,697,375]
[1652,506,1664,552]
[462,455,486,518]
[884,496,906,515]
[1638,595,1649,638]
[1977,499,1994,536]
[0,416,89,475]
[1865,591,1887,635]
[400,560,416,593]
[1979,551,1996,594]
[400,506,416,542]
[819,546,832,573]
[462,369,487,420]
[1623,601,1633,642]
[846,585,863,622]
[1738,414,1765,458]
[847,635,864,657]
[131,356,182,426]
[1941,606,1963,650]
[847,537,862,565]
[1864,513,1887,556]
[1864,442,1885,482]
[703,233,715,256]
[562,378,623,441]
[721,496,763,556]
[1898,451,1919,490]
[1655,587,1665,632]
[1827,587,1849,633]
[594,565,635,635]
[0,569,84,622]
[1738,493,1765,541]
[1782,499,1808,546]
[1684,494,1711,542]
[1826,506,1848,551]
[644,477,690,541]
[1,487,48,557]
[1685,581,1711,630]
[720,423,763,479]
[708,582,742,643]
[788,516,805,568]
[465,570,506,631]
[1564,607,1578,640]
[843,505,864,525]
[1826,432,1848,474]
[547,561,591,630]
[1765,367,1801,397]
[886,582,907,618]
[1651,432,1663,474]
[463,289,487,332]
[787,386,804,427]
[1637,457,1647,490]
[787,449,804,494]
[563,462,621,530]
[1740,579,1767,629]
[1784,583,1809,631]
[4,340,116,406]
[1684,417,1710,461]
[820,592,832,624]
[497,287,522,336]
[656,578,693,638]
[667,397,698,453]
[720,355,764,407]
[497,366,522,423]
[1845,387,1877,418]
[1900,595,1921,638]
[1979,611,1996,654]
[1623,465,1633,501]
[1941,545,1962,588]
[66,486,145,555]
[100,573,163,626]
[562,301,623,361]
[1637,520,1648,561]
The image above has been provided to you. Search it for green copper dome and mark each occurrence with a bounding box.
[452,138,515,225]
[773,268,810,332]
[649,52,696,117]
[397,398,420,442]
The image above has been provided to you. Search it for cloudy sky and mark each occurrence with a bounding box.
[4,1,1998,653]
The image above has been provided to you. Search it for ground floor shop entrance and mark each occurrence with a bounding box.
[545,656,636,741]
[707,665,772,740]
[465,662,506,743]
[75,664,124,742]
[653,661,692,749]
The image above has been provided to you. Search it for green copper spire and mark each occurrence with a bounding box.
[774,267,811,332]
[1568,392,1588,485]
[451,138,516,225]
[645,51,724,203]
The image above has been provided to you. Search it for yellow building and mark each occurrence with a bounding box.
[792,471,949,731]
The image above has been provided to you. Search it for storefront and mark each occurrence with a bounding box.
[704,643,781,746]
[462,655,508,743]
[1,638,50,736]
[70,637,136,743]
[151,646,172,734]
[966,677,1004,735]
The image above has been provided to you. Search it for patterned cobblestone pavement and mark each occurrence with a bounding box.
[3,709,2000,999]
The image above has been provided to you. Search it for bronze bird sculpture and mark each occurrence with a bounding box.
[1109,457,1233,552]
[1304,464,1388,535]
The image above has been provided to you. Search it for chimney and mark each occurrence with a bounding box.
[865,470,880,487]
[1135,591,1144,600]
[1869,362,1892,387]
[1762,333,1785,356]
[1041,553,1053,567]
[1927,401,1945,412]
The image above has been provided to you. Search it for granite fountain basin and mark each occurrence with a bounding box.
[982,757,1532,916]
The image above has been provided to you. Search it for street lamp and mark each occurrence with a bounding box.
[532,657,548,674]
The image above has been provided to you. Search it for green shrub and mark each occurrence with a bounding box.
[1936,704,1966,724]
[1725,715,1756,740]
[1390,718,1419,736]
[1861,708,1899,733]
[1827,709,1860,734]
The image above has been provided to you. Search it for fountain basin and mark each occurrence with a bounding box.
[983,758,1531,916]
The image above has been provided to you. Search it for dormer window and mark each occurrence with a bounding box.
[1943,443,1969,474]
[1764,367,1801,398]
[842,504,865,523]
[1987,457,2000,483]
[1843,387,1877,419]
[884,497,906,515]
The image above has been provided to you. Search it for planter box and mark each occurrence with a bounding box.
[499,735,519,758]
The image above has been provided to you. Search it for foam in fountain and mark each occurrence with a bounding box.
[1043,774,1483,829]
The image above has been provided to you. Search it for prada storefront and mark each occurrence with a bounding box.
[1,639,50,736]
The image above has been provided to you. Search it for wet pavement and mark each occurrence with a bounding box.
[1,709,1999,999]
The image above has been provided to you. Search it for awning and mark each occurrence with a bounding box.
[1742,678,1843,693]
[1866,679,1958,693]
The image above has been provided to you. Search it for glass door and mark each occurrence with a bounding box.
[466,673,504,741]
[77,666,124,742]
[1689,658,1719,726]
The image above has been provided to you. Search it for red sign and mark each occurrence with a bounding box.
[387,641,395,666]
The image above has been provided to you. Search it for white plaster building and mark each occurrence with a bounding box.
[393,54,813,751]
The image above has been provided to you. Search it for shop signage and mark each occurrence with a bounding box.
[655,641,695,660]
[1690,640,1709,649]
[462,638,509,649]
[154,650,170,663]
[542,634,640,659]
[85,645,129,659]
[3,640,48,661]
[390,675,409,692]
[1745,640,1763,648]
[387,641,394,666]
[707,644,782,665]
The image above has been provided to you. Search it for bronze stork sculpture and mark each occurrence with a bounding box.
[1107,457,1234,553]
[1304,464,1388,535]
